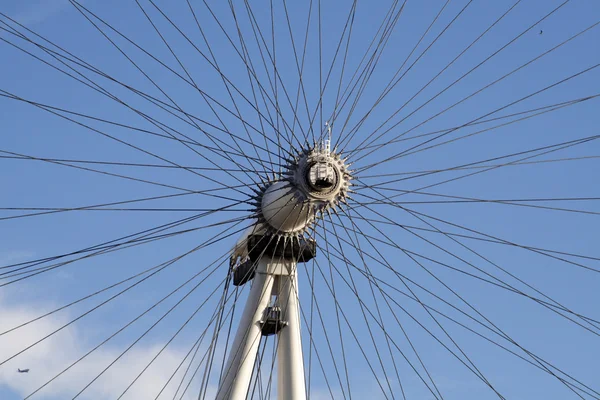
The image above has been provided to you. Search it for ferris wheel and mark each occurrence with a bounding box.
[1,1,600,399]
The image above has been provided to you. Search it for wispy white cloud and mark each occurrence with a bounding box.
[0,295,213,399]
[10,0,72,26]
[0,250,34,266]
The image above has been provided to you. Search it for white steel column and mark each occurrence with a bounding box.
[276,266,306,400]
[215,259,274,400]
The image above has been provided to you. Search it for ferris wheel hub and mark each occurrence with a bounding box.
[257,145,352,236]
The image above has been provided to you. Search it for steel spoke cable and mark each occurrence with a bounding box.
[307,0,360,144]
[326,211,442,399]
[329,0,405,139]
[350,92,600,158]
[394,207,600,326]
[340,208,600,264]
[0,216,252,284]
[339,0,473,152]
[104,0,265,184]
[318,215,353,399]
[0,211,205,272]
[0,215,239,336]
[353,18,599,169]
[74,271,227,399]
[319,235,598,399]
[25,255,229,399]
[0,145,247,208]
[360,155,600,179]
[223,1,276,175]
[1,217,249,373]
[69,0,265,188]
[321,216,598,394]
[339,209,505,397]
[342,0,521,152]
[404,205,600,266]
[329,211,400,398]
[331,205,600,338]
[270,0,286,158]
[327,0,404,135]
[247,335,268,400]
[0,91,285,170]
[196,282,244,399]
[250,0,293,164]
[287,0,315,144]
[331,0,406,149]
[0,89,256,199]
[353,186,600,217]
[354,93,600,173]
[356,64,600,177]
[342,207,589,398]
[312,226,443,399]
[345,214,600,334]
[280,0,316,143]
[0,27,270,174]
[198,0,301,146]
[65,0,291,158]
[329,210,600,340]
[329,0,357,129]
[69,227,272,400]
[144,0,304,150]
[0,207,244,277]
[327,214,427,399]
[289,0,362,147]
[0,88,280,170]
[131,0,266,185]
[293,222,350,399]
[0,182,249,221]
[352,133,600,205]
[399,201,600,332]
[334,210,410,399]
[115,275,232,399]
[348,0,575,160]
[172,274,254,400]
[348,135,600,277]
[319,224,509,399]
[155,286,242,400]
[0,214,251,286]
[242,1,300,155]
[137,0,272,180]
[238,0,295,161]
[0,153,271,173]
[197,266,233,398]
[0,14,286,170]
[345,206,560,398]
[351,195,600,330]
[195,1,307,147]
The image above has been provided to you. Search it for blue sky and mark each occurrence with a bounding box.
[1,0,600,399]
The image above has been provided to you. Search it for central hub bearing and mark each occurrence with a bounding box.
[258,146,351,236]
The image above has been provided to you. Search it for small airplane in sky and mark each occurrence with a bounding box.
[17,368,30,373]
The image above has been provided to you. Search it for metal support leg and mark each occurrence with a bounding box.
[216,260,274,400]
[277,270,306,400]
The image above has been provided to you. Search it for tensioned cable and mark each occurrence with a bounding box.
[353,20,599,169]
[317,228,598,398]
[338,0,475,152]
[348,1,577,161]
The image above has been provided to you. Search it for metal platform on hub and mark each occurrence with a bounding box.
[247,234,316,263]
